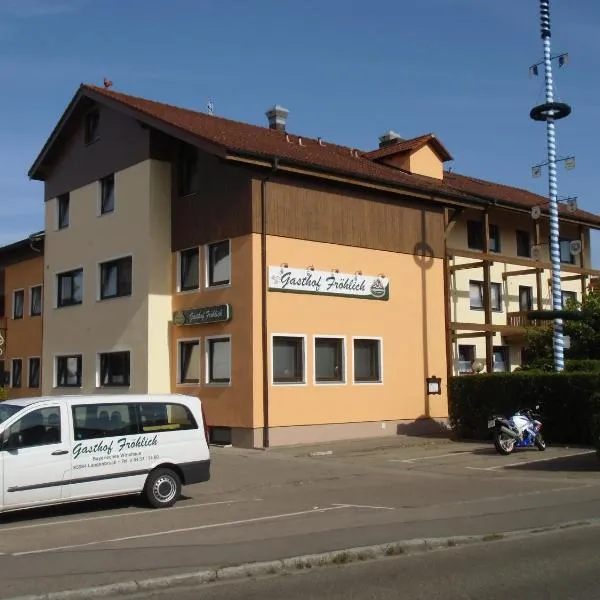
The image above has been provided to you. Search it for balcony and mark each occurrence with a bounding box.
[506,311,543,328]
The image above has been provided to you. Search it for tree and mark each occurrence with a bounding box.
[521,288,600,370]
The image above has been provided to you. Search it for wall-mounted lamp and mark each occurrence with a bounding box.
[378,273,386,279]
[355,270,363,276]
[426,375,442,395]
[332,268,339,273]
[280,262,288,268]
[306,265,315,271]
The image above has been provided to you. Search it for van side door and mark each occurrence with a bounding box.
[1,405,71,509]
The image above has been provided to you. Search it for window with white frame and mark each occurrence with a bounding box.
[562,290,577,308]
[57,268,83,307]
[493,346,509,372]
[314,337,344,383]
[99,256,132,300]
[207,240,230,287]
[353,338,382,383]
[30,285,43,316]
[56,355,82,387]
[206,336,231,384]
[272,335,305,384]
[28,357,41,388]
[100,174,115,214]
[57,193,70,229]
[178,339,200,384]
[179,247,199,291]
[99,351,130,387]
[12,290,24,319]
[11,359,22,388]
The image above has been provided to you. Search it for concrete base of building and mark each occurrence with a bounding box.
[230,417,451,449]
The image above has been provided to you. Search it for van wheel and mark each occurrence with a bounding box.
[144,468,181,509]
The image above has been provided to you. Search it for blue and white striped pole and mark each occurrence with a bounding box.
[539,0,564,371]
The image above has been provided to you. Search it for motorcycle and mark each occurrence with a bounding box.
[487,405,546,456]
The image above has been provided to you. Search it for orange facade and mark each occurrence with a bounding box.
[2,254,44,399]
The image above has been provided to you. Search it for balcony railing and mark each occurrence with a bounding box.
[506,311,543,328]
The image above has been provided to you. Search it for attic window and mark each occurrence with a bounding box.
[85,110,100,144]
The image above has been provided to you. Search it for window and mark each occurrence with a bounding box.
[139,402,198,434]
[5,407,62,449]
[72,403,137,441]
[57,193,70,229]
[56,355,82,388]
[0,359,6,386]
[457,345,475,374]
[100,174,115,214]
[493,346,509,372]
[559,239,576,264]
[100,256,132,300]
[314,337,344,383]
[177,144,198,196]
[179,247,199,291]
[272,336,305,384]
[467,220,500,252]
[516,230,531,258]
[353,338,382,383]
[85,110,100,144]
[206,336,231,384]
[11,359,22,388]
[57,268,83,307]
[28,358,41,388]
[562,290,577,308]
[12,290,24,319]
[99,351,130,387]
[519,286,533,311]
[207,240,230,287]
[469,281,502,311]
[488,224,501,253]
[30,285,42,316]
[178,340,200,384]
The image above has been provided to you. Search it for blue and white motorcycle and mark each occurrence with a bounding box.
[488,405,546,455]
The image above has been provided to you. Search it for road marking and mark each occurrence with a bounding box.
[389,451,473,464]
[0,499,263,533]
[12,505,353,556]
[332,503,395,511]
[465,450,596,471]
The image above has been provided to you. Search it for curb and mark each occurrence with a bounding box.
[6,518,599,600]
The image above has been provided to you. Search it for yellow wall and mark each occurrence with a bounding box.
[258,235,448,427]
[381,144,444,179]
[4,256,44,398]
[42,159,172,394]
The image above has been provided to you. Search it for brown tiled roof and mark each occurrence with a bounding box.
[33,84,600,228]
[362,134,453,162]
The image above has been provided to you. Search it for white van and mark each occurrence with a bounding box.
[0,393,211,514]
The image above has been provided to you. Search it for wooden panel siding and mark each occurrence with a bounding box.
[254,175,445,258]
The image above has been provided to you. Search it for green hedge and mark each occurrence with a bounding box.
[449,373,600,446]
[565,359,600,373]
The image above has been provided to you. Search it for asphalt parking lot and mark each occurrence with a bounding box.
[1,436,600,598]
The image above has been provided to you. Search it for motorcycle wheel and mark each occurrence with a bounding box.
[534,433,546,451]
[494,431,516,455]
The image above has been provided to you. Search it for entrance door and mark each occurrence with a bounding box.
[2,405,71,509]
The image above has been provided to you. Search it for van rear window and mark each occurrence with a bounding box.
[72,402,198,440]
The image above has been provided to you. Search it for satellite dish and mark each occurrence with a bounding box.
[531,206,541,220]
[565,157,576,170]
[570,240,582,256]
[567,198,577,212]
[531,245,542,261]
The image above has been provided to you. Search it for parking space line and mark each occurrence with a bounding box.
[389,451,473,464]
[332,503,395,511]
[0,499,263,533]
[465,450,596,471]
[12,505,354,556]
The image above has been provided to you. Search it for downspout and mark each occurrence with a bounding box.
[260,158,279,448]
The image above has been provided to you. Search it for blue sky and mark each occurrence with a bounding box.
[0,0,598,264]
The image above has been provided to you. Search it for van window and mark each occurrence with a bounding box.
[0,403,23,424]
[72,403,138,441]
[4,407,62,448]
[139,403,198,433]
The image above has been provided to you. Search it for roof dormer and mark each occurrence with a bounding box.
[363,132,453,180]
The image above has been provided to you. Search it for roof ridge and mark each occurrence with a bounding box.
[446,171,547,201]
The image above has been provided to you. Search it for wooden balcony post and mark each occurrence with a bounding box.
[443,208,453,382]
[535,221,543,310]
[483,210,494,373]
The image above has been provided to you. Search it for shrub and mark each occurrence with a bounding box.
[448,372,600,445]
[565,359,600,373]
[0,388,7,402]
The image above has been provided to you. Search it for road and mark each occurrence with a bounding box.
[1,436,600,598]
[112,524,600,599]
